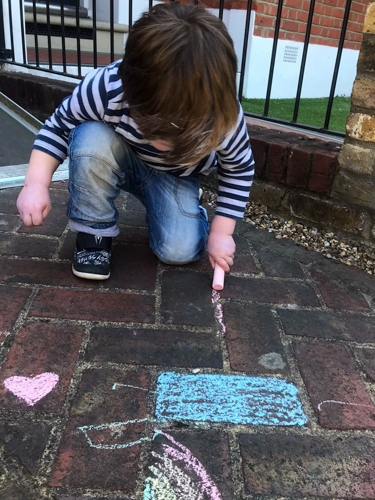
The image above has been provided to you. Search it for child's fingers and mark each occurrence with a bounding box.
[209,254,234,272]
[19,211,32,226]
[29,203,51,226]
[42,204,51,220]
[20,207,46,226]
[30,211,44,226]
[216,256,230,273]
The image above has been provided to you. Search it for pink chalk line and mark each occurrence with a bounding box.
[317,400,375,411]
[157,430,222,500]
[211,290,226,336]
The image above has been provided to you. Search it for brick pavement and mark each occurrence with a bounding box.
[0,181,374,499]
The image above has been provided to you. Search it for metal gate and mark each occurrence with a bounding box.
[0,0,364,137]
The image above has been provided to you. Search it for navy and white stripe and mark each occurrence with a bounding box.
[33,60,255,220]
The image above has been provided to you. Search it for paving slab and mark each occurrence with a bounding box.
[0,181,374,500]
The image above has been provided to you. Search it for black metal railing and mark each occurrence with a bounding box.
[1,0,358,137]
[0,2,7,59]
[255,0,353,136]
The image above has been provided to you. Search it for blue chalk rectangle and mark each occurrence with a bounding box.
[155,372,307,426]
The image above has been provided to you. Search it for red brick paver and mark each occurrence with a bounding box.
[30,288,155,323]
[0,258,98,288]
[0,233,59,258]
[86,326,223,368]
[49,369,150,492]
[278,308,375,343]
[354,347,375,381]
[0,285,31,338]
[0,322,84,412]
[224,303,288,373]
[240,433,375,498]
[147,430,233,499]
[223,276,321,305]
[310,268,371,311]
[294,342,375,429]
[160,269,214,326]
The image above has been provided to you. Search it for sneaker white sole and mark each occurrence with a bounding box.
[72,265,110,280]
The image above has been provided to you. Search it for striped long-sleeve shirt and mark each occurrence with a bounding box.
[33,60,255,220]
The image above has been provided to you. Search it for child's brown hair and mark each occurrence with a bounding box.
[119,1,238,165]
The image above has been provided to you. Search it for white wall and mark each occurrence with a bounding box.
[219,7,358,99]
[243,35,359,99]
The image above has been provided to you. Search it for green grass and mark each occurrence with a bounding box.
[241,96,350,133]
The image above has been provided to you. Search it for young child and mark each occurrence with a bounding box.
[17,1,254,280]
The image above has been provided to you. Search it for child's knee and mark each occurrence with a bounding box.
[69,122,120,161]
[153,239,204,265]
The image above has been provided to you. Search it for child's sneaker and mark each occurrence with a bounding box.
[72,232,112,280]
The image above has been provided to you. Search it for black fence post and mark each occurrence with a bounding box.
[0,1,13,60]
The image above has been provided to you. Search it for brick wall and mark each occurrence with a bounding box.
[249,126,340,195]
[251,0,367,50]
[0,72,76,122]
[162,0,367,50]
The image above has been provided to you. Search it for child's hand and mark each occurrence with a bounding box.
[16,150,60,226]
[17,183,52,226]
[207,215,237,272]
[207,231,235,272]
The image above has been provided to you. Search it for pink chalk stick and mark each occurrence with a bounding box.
[212,263,225,291]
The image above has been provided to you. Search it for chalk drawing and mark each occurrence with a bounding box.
[112,382,153,393]
[78,420,224,498]
[155,372,307,426]
[317,400,375,411]
[143,430,222,500]
[211,290,226,336]
[79,371,307,451]
[144,465,178,500]
[3,372,59,406]
[78,418,154,450]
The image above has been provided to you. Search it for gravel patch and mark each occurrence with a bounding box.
[202,190,375,276]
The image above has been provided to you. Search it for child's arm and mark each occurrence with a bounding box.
[207,214,236,272]
[17,150,60,226]
[17,64,114,226]
[211,104,255,273]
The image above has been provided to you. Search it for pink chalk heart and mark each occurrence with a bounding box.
[3,372,59,406]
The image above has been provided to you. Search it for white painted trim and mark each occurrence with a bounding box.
[0,161,69,189]
[2,0,27,63]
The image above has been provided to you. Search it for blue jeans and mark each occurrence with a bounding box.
[67,122,209,264]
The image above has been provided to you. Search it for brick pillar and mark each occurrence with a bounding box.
[333,2,375,242]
